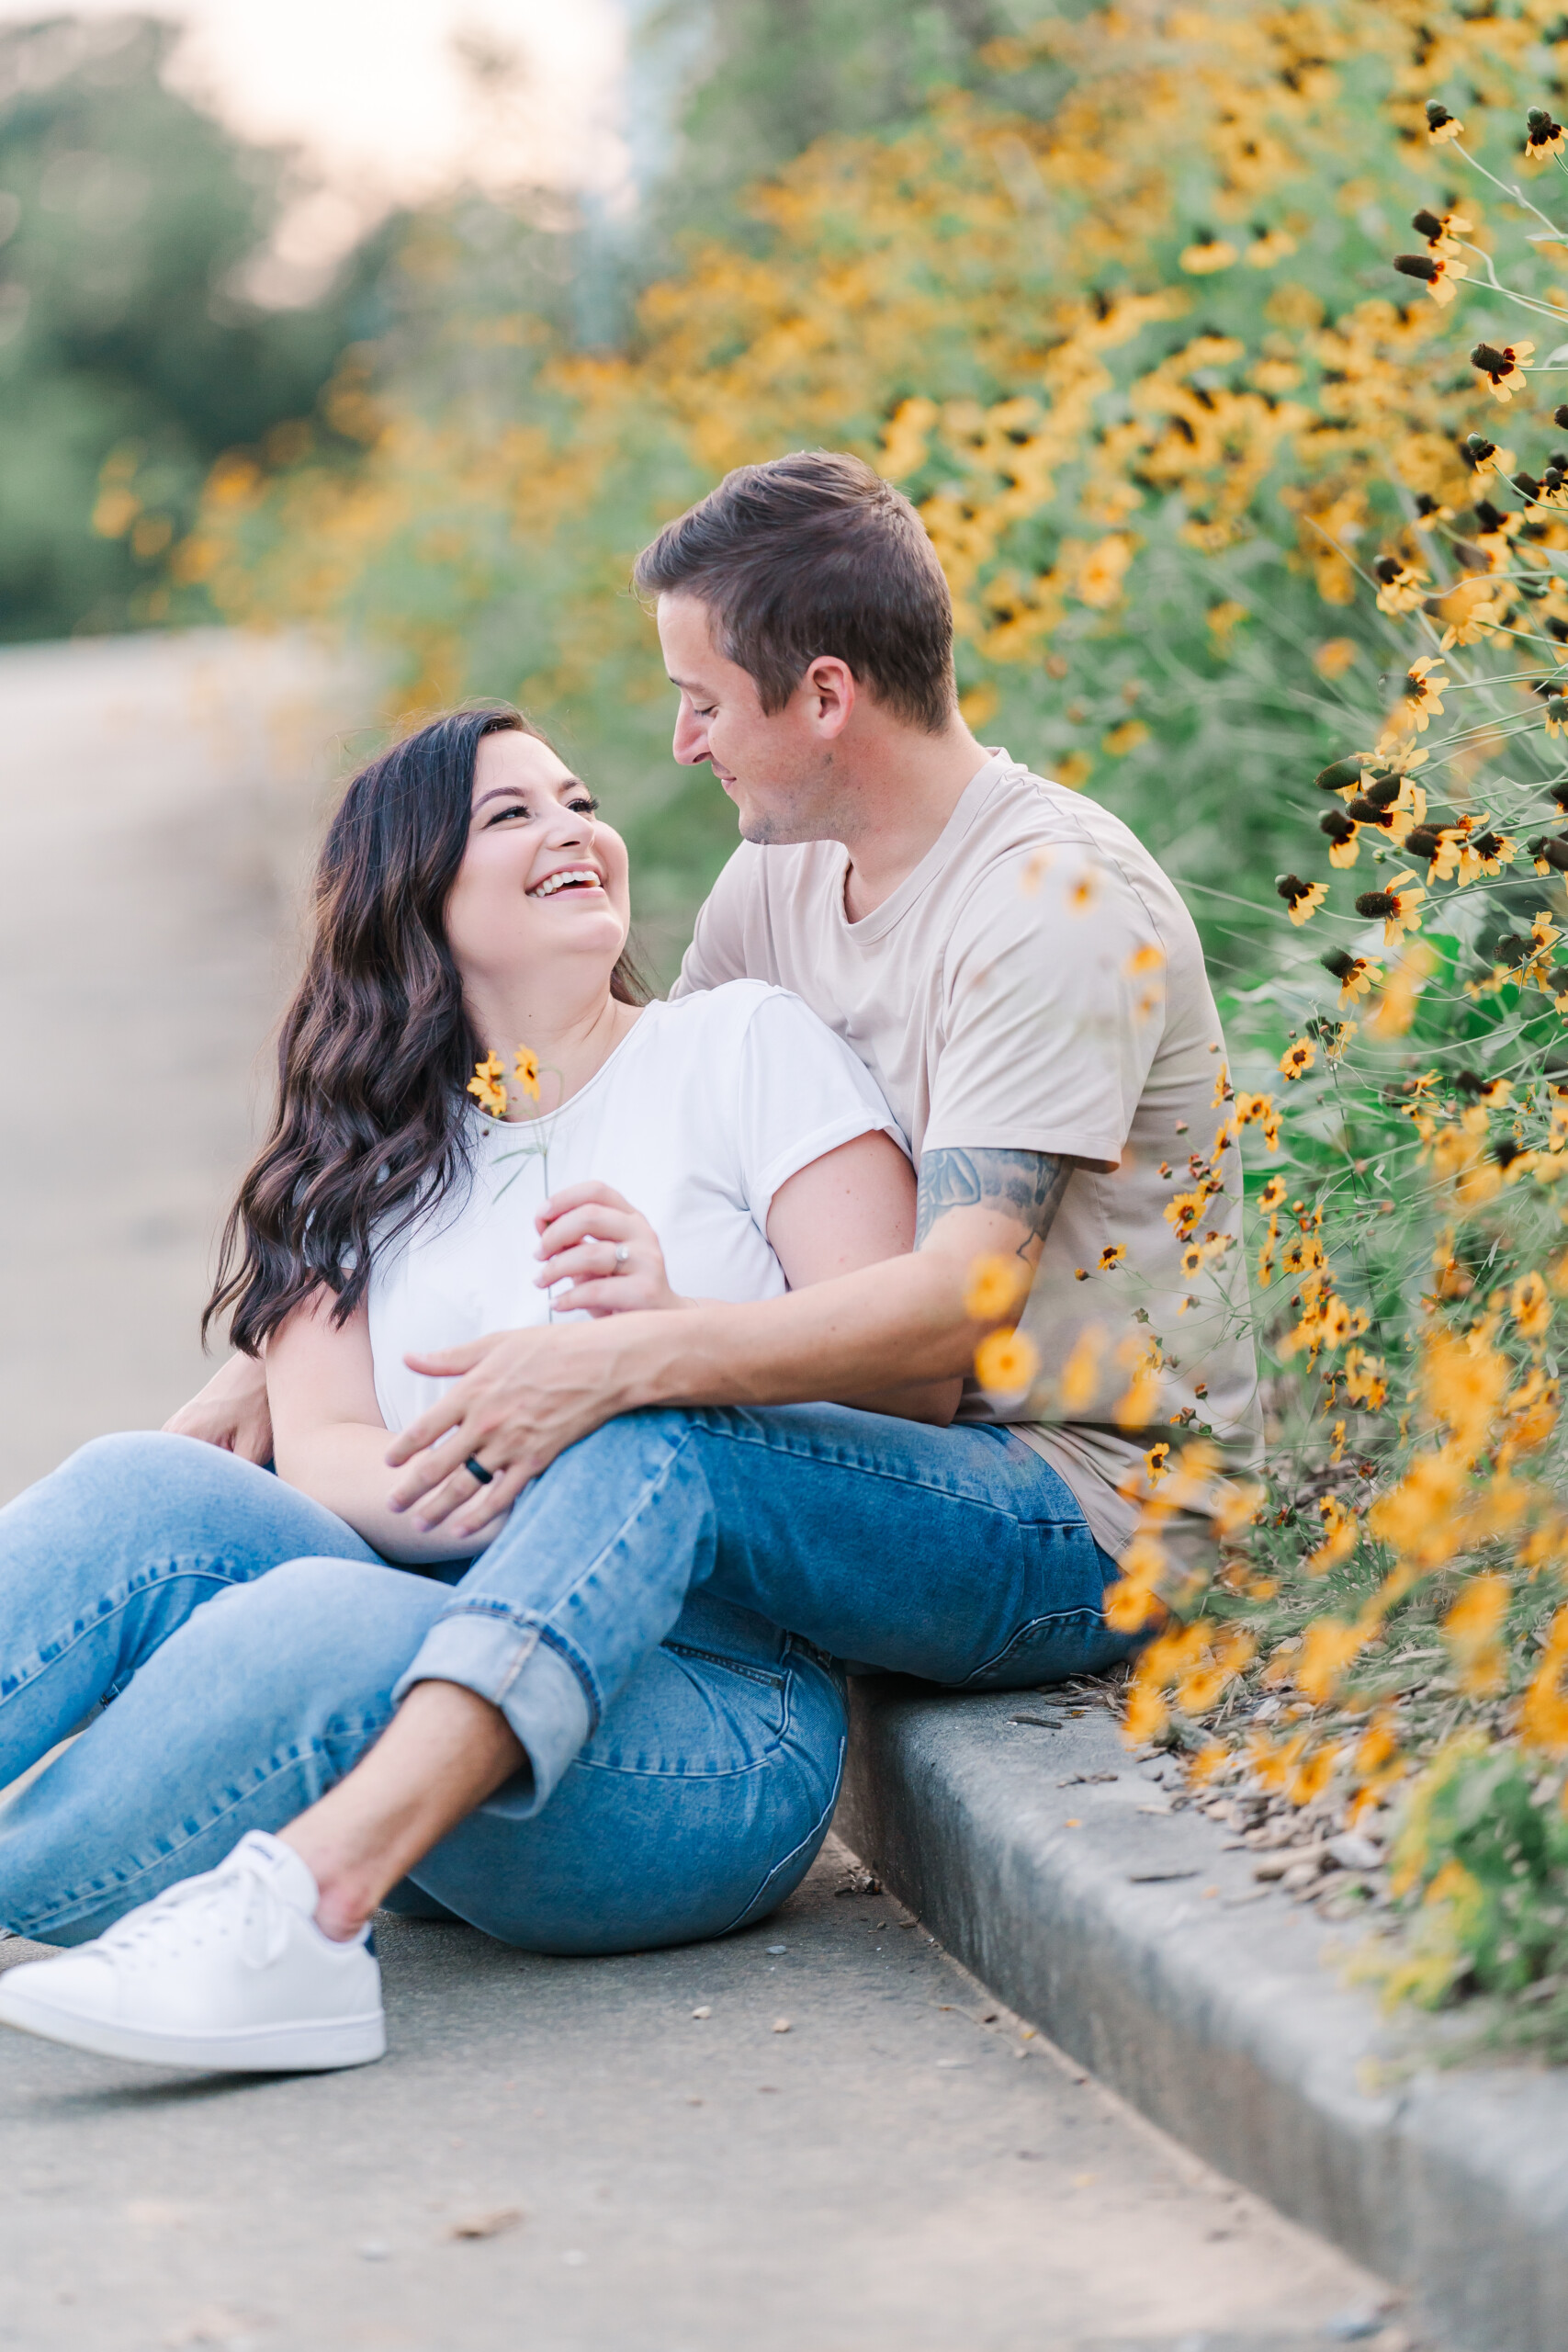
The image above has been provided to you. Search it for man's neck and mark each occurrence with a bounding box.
[836,720,993,922]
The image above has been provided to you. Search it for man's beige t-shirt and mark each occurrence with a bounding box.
[670,750,1261,1562]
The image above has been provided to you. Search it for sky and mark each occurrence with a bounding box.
[0,0,636,287]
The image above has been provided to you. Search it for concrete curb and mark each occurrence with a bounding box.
[838,1679,1568,2352]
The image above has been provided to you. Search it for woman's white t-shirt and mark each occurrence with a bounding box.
[367,981,904,1432]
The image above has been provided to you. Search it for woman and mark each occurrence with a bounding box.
[0,707,947,2070]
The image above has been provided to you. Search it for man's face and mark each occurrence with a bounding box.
[656,591,852,845]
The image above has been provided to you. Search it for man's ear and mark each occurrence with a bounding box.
[803,654,857,738]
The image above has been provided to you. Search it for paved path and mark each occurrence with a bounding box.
[0,636,1390,2351]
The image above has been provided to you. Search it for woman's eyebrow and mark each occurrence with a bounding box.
[470,775,590,813]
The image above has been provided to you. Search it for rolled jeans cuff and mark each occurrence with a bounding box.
[391,1606,592,1821]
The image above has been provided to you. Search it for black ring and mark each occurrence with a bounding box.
[464,1454,495,1486]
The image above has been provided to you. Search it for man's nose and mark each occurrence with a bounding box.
[671,701,708,767]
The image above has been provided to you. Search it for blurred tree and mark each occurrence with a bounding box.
[0,14,387,639]
[636,0,1016,253]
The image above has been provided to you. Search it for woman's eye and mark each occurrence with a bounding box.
[570,795,600,817]
[485,801,529,826]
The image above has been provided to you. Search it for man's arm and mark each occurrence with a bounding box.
[386,1147,1074,1539]
[164,1349,274,1463]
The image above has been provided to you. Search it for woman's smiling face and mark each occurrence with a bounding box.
[443,727,631,995]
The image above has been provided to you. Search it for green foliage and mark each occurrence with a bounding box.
[0,15,384,639]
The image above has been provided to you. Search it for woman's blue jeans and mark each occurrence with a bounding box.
[0,1409,1129,1953]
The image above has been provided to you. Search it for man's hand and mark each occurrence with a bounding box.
[164,1350,273,1464]
[386,1320,639,1539]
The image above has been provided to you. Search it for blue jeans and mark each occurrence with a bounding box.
[0,1409,1127,1951]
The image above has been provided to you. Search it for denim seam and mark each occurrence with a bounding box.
[687,1413,1088,1521]
[574,1645,796,1781]
[0,1566,254,1707]
[7,1714,390,1940]
[714,1716,847,1937]
[964,1601,1111,1684]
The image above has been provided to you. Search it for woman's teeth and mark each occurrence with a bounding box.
[530,868,599,899]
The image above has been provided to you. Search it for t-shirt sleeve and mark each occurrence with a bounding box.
[733,989,907,1224]
[669,846,755,1000]
[923,843,1168,1170]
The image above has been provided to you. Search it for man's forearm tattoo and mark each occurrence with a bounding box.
[914,1146,1073,1252]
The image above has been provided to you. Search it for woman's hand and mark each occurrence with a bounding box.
[164,1350,274,1463]
[535,1182,688,1318]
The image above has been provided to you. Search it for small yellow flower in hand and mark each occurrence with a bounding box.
[513,1045,542,1102]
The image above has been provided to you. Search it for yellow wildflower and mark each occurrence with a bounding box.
[1521,1607,1568,1754]
[1279,1038,1316,1081]
[1179,235,1237,274]
[467,1051,508,1120]
[1276,875,1327,925]
[513,1045,542,1102]
[974,1327,1041,1395]
[964,1254,1030,1319]
[1442,1574,1509,1697]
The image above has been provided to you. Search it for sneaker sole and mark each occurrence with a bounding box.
[0,1982,386,2073]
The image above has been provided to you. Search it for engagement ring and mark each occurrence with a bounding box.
[614,1244,631,1265]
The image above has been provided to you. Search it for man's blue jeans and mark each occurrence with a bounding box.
[0,1409,1129,1952]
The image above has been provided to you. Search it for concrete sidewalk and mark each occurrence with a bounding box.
[840,1680,1568,2352]
[0,1836,1390,2352]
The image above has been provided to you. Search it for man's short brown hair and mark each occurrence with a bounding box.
[632,450,955,734]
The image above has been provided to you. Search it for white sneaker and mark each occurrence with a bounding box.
[0,1831,385,2073]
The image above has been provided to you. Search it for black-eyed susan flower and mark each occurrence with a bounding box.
[1319,807,1360,867]
[468,1050,508,1119]
[1411,206,1472,254]
[1321,947,1383,1002]
[1279,1038,1317,1081]
[1456,829,1517,884]
[1524,106,1565,165]
[1314,756,1367,797]
[1179,232,1237,274]
[1098,1242,1127,1272]
[1233,1087,1275,1130]
[1472,338,1535,401]
[1356,873,1426,945]
[1277,873,1328,924]
[1258,1175,1287,1213]
[1426,99,1463,144]
[1546,696,1568,739]
[1144,1441,1171,1484]
[1434,572,1506,645]
[1393,251,1463,305]
[1373,555,1427,614]
[1401,657,1449,730]
[1245,227,1296,267]
[513,1044,542,1102]
[975,1327,1041,1394]
[1529,833,1568,874]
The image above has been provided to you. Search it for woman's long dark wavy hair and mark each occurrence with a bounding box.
[206,705,647,1355]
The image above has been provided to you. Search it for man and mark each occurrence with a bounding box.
[2,453,1257,2065]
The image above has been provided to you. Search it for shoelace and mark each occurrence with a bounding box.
[96,1857,293,1973]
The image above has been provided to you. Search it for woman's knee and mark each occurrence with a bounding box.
[410,1648,847,1954]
